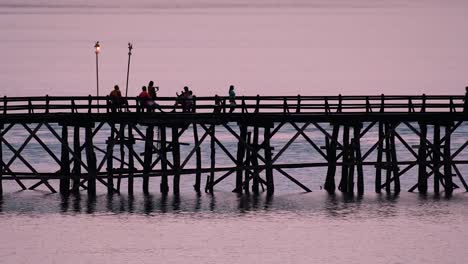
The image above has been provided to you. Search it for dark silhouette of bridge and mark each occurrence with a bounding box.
[0,94,467,197]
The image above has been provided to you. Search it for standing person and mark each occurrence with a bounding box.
[109,85,122,112]
[138,86,151,111]
[229,85,236,113]
[148,80,159,100]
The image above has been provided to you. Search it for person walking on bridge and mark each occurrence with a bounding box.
[229,85,236,113]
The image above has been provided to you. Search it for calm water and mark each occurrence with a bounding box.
[1,1,468,263]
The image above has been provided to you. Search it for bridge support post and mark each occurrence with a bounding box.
[71,126,81,193]
[339,125,350,193]
[193,123,202,192]
[172,127,181,195]
[160,126,169,194]
[264,126,274,195]
[444,125,453,196]
[354,124,364,195]
[208,125,215,193]
[106,123,115,194]
[390,123,400,193]
[433,124,441,195]
[85,126,96,196]
[142,125,154,194]
[59,125,70,195]
[384,122,392,193]
[127,124,135,196]
[244,132,252,193]
[375,122,383,193]
[252,126,260,194]
[117,124,125,192]
[0,124,3,195]
[324,125,339,193]
[417,122,428,194]
[234,124,247,193]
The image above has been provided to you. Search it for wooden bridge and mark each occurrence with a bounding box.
[0,94,467,197]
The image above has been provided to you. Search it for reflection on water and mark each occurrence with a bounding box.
[1,190,467,220]
[2,191,468,263]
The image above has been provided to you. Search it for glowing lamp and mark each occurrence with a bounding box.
[94,41,101,54]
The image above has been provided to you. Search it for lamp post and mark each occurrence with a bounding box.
[125,42,133,97]
[94,41,101,113]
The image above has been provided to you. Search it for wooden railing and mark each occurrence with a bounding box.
[0,94,466,115]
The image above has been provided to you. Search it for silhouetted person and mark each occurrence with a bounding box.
[176,86,191,112]
[464,86,468,113]
[229,85,236,113]
[138,86,151,111]
[109,85,122,112]
[148,81,159,100]
[186,90,194,112]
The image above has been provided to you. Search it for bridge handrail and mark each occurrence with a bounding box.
[0,94,466,114]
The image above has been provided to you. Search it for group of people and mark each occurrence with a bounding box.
[176,86,195,112]
[137,80,160,109]
[109,81,237,113]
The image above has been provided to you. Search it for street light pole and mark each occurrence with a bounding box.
[125,43,133,97]
[94,41,101,113]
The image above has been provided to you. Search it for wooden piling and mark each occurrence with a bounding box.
[347,135,355,194]
[235,124,247,193]
[85,126,96,196]
[354,125,364,195]
[209,125,215,193]
[106,123,115,194]
[433,124,441,194]
[384,122,392,193]
[444,125,453,195]
[264,126,274,195]
[172,127,181,195]
[324,125,339,193]
[417,122,428,193]
[375,122,383,193]
[59,125,70,195]
[142,125,154,194]
[252,126,260,194]
[127,124,135,195]
[71,126,81,193]
[0,126,3,195]
[117,124,125,192]
[244,132,252,192]
[339,125,349,192]
[193,123,202,192]
[160,126,169,194]
[390,123,400,193]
